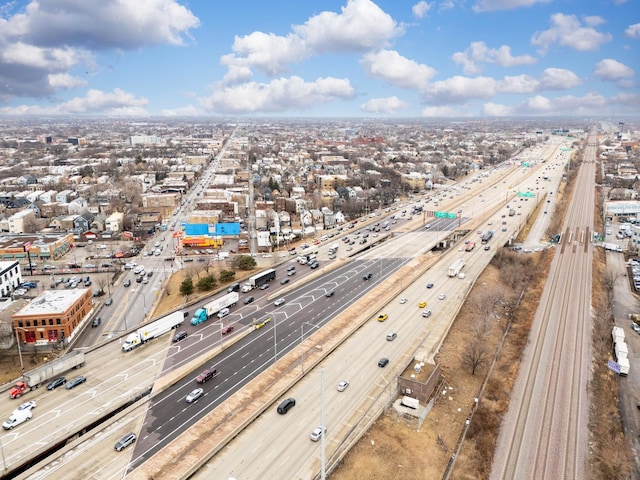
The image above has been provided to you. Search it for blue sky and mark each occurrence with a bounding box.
[0,0,638,117]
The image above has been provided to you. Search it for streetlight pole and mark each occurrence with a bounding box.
[273,315,278,361]
[321,368,326,480]
[301,322,320,374]
[14,327,24,372]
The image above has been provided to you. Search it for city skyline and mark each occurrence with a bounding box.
[0,0,638,118]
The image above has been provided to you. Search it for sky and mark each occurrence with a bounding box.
[0,0,638,118]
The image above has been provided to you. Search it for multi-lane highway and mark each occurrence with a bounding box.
[9,136,574,479]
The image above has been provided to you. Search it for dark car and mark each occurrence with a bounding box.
[183,311,190,318]
[65,376,87,390]
[136,276,144,283]
[378,358,389,368]
[277,397,296,414]
[114,432,136,452]
[426,283,434,289]
[363,273,373,280]
[326,291,335,297]
[309,262,319,269]
[91,317,101,328]
[259,283,270,290]
[196,368,218,384]
[172,331,188,342]
[123,279,131,287]
[244,296,254,305]
[47,377,66,390]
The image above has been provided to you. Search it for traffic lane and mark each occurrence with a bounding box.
[3,339,170,467]
[26,405,149,480]
[134,259,401,460]
[201,293,423,479]
[134,327,280,465]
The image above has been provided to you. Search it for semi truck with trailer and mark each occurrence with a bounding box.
[9,351,85,398]
[190,292,239,325]
[448,259,466,277]
[122,311,184,351]
[241,268,276,293]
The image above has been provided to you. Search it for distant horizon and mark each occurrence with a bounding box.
[0,1,637,118]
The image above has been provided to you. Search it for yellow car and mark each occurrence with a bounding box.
[418,301,427,308]
[377,314,388,322]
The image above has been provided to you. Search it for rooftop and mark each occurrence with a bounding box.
[15,289,90,316]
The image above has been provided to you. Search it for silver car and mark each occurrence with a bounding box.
[186,388,204,403]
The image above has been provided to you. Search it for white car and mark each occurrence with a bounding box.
[13,400,36,415]
[310,426,326,442]
[438,293,446,300]
[399,298,408,304]
[336,381,349,392]
[186,388,204,403]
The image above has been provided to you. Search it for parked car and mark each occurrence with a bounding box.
[114,432,136,452]
[91,317,102,327]
[104,298,113,306]
[65,376,87,390]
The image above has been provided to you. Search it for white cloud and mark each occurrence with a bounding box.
[361,50,436,89]
[13,0,200,49]
[0,0,199,102]
[438,0,455,11]
[497,75,539,93]
[0,88,149,115]
[421,105,466,117]
[221,65,253,85]
[452,41,536,74]
[412,1,432,18]
[473,0,552,13]
[538,68,581,89]
[610,92,640,106]
[625,23,640,39]
[483,92,607,116]
[532,13,612,53]
[161,104,201,116]
[48,73,86,89]
[222,0,401,76]
[594,59,634,81]
[482,103,514,116]
[424,76,497,104]
[496,68,580,93]
[295,0,402,53]
[360,96,409,113]
[199,76,355,114]
[220,32,308,76]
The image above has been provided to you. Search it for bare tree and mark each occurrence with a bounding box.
[462,339,490,376]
